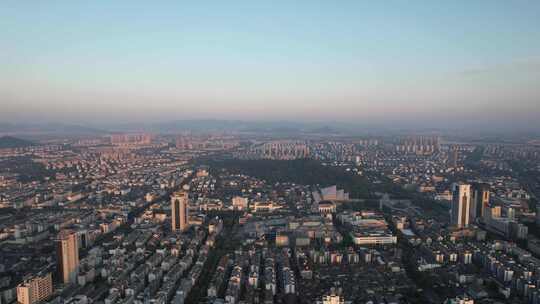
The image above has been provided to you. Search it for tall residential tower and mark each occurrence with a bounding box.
[171,191,189,232]
[471,183,490,220]
[452,183,471,228]
[56,230,79,284]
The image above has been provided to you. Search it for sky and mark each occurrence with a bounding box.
[1,1,539,130]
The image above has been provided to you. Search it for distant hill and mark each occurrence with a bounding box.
[107,119,362,135]
[309,126,340,134]
[0,123,108,138]
[0,136,36,148]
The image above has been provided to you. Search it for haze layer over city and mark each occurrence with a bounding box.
[1,2,540,304]
[2,1,540,131]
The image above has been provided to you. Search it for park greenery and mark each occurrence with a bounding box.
[201,158,371,198]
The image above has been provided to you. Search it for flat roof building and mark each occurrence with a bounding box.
[56,230,79,285]
[17,270,53,304]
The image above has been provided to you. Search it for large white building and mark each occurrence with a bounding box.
[351,232,397,245]
[251,201,281,212]
[320,186,349,201]
[340,211,397,245]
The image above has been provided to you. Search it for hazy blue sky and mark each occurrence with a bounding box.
[1,1,539,129]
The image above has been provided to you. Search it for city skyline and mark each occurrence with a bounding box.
[2,127,540,303]
[3,3,540,303]
[1,1,540,130]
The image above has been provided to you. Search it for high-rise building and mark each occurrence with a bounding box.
[110,133,152,145]
[171,191,189,232]
[395,136,440,155]
[452,183,471,228]
[471,183,490,220]
[56,230,79,284]
[16,271,53,304]
[448,146,459,168]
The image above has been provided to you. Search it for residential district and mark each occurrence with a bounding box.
[1,133,540,304]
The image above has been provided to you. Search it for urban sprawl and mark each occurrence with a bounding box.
[1,133,540,304]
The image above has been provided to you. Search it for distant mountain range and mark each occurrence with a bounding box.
[0,136,36,148]
[0,120,449,138]
[0,120,361,137]
[106,119,363,135]
[2,120,537,141]
[0,123,108,138]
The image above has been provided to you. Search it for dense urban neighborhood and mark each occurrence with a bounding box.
[1,132,540,304]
